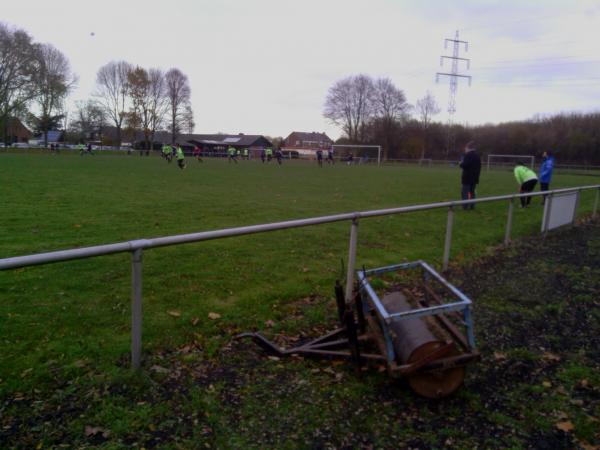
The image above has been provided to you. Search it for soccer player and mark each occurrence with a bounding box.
[161,144,172,162]
[193,145,203,163]
[176,144,186,169]
[260,148,266,163]
[243,148,249,160]
[326,147,334,164]
[316,149,323,167]
[275,148,283,165]
[265,147,273,162]
[514,162,538,208]
[228,146,238,163]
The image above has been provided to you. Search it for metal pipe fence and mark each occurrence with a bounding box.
[2,184,599,369]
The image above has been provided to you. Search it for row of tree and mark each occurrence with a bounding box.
[324,74,600,164]
[0,22,194,148]
[0,22,76,146]
[73,62,193,148]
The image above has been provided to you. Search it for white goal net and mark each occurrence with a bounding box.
[331,145,382,166]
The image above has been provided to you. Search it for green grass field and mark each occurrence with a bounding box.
[1,152,598,448]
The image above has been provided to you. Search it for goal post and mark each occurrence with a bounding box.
[487,154,535,171]
[331,144,382,166]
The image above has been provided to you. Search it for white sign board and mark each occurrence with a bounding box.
[541,191,579,232]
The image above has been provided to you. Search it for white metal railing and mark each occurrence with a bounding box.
[2,185,599,369]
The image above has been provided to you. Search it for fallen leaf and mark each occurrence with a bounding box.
[264,320,275,328]
[578,379,589,389]
[150,365,170,374]
[167,310,181,318]
[191,317,199,326]
[542,352,561,362]
[555,421,574,432]
[84,426,110,438]
[208,312,221,320]
[542,381,552,388]
[493,352,507,360]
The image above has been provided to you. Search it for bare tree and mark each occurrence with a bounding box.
[127,67,169,154]
[181,103,195,134]
[373,78,410,123]
[0,23,38,144]
[72,99,106,143]
[416,91,440,130]
[323,74,374,142]
[127,66,151,154]
[147,68,168,149]
[372,77,410,159]
[29,43,77,146]
[94,60,132,146]
[165,68,192,143]
[416,91,440,159]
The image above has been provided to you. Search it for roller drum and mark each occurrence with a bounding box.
[381,292,465,398]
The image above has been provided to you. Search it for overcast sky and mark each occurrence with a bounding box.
[4,0,600,139]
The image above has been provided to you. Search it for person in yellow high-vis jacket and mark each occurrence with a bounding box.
[514,163,538,208]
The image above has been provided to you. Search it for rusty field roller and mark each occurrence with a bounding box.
[380,292,466,398]
[238,260,479,399]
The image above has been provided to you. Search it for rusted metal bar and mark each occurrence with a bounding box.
[344,306,361,373]
[334,280,346,326]
[354,288,367,333]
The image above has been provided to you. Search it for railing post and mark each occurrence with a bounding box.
[131,248,143,370]
[345,217,359,303]
[593,188,599,220]
[504,198,514,245]
[442,206,454,271]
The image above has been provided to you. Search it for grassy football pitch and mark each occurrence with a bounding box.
[0,152,597,388]
[1,152,599,447]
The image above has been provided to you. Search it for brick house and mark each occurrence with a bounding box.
[1,117,32,144]
[282,132,333,155]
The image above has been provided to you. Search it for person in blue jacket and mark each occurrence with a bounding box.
[539,151,555,204]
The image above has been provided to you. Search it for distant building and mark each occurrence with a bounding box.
[1,117,32,144]
[282,131,333,156]
[32,130,63,145]
[187,134,273,156]
[90,127,273,154]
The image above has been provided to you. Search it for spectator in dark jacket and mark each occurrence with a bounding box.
[459,141,481,210]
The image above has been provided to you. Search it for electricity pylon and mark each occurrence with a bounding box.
[437,30,471,155]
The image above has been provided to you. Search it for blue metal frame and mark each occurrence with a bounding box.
[357,260,476,364]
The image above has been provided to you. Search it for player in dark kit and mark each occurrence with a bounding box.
[193,145,203,163]
[275,149,283,165]
[316,149,323,167]
[326,148,334,164]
